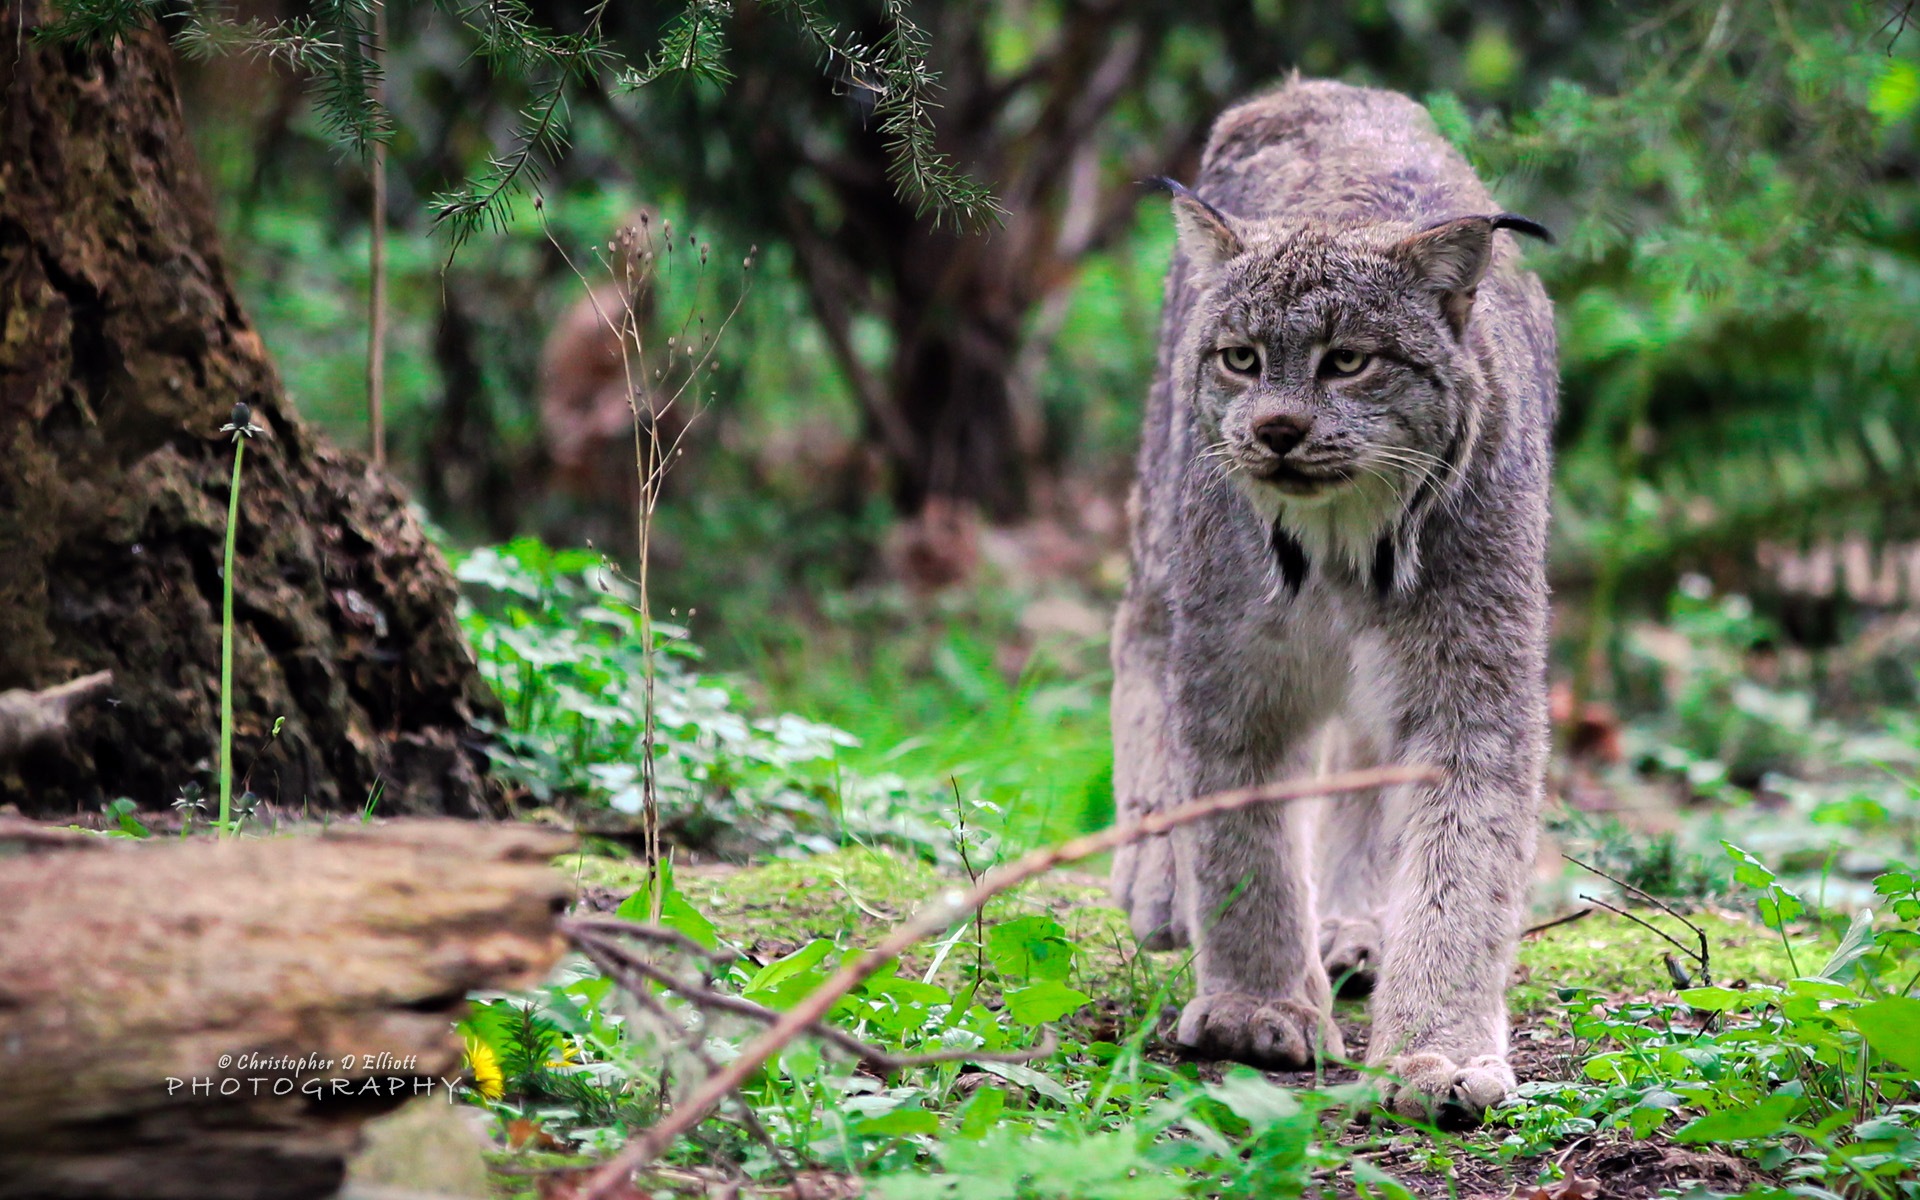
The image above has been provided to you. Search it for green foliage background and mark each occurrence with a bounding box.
[43,0,1920,1193]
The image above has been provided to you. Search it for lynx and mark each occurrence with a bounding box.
[1109,78,1556,1125]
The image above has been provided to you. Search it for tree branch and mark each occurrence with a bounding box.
[780,201,918,465]
[1522,907,1595,938]
[568,924,1056,1074]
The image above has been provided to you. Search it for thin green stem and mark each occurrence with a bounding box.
[219,437,246,838]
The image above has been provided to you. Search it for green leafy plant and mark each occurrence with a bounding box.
[102,797,150,839]
[1625,584,1824,795]
[454,538,955,859]
[1498,847,1920,1197]
[462,851,1446,1197]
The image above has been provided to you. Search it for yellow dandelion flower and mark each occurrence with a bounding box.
[463,1036,504,1101]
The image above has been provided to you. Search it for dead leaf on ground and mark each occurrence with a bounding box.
[1510,1178,1603,1200]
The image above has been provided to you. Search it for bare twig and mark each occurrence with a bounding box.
[1880,0,1915,51]
[949,775,989,1015]
[1522,907,1595,938]
[576,938,796,1182]
[558,914,736,962]
[1577,893,1708,982]
[537,211,752,912]
[579,763,1438,1198]
[1564,853,1710,986]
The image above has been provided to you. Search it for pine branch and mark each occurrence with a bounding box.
[43,0,1004,242]
[172,13,342,72]
[428,76,575,247]
[310,0,391,153]
[622,0,734,88]
[869,0,1002,229]
[35,0,165,46]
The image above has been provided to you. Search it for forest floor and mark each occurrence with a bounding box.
[226,541,1920,1197]
[555,844,1804,1200]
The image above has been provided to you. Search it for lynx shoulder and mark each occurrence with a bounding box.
[1110,78,1556,1125]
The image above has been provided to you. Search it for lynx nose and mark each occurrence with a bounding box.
[1254,415,1311,457]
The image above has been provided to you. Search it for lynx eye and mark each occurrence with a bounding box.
[1219,345,1261,375]
[1321,348,1371,378]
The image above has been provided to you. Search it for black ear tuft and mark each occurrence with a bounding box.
[1491,213,1553,245]
[1161,180,1243,277]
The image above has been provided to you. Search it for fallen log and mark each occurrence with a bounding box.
[0,819,574,1200]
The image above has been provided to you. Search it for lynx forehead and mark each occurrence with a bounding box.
[1109,77,1556,1127]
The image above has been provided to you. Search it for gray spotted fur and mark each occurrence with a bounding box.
[1109,78,1555,1123]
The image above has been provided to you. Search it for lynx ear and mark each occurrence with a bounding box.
[1154,178,1242,278]
[1396,213,1552,337]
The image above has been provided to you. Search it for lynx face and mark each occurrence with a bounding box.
[1166,184,1546,575]
[1192,233,1473,521]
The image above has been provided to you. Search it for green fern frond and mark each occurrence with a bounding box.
[1557,411,1920,583]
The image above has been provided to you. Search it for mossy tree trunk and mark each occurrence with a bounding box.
[0,5,499,817]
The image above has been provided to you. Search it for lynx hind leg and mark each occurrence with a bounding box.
[1109,601,1189,951]
[1110,734,1187,950]
[1313,720,1390,995]
[1113,836,1183,950]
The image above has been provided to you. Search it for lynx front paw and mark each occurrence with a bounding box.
[1382,1052,1514,1129]
[1174,992,1345,1069]
[1318,915,1380,995]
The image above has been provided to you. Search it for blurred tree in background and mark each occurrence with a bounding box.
[158,0,1605,527]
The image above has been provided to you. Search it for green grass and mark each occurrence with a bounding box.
[705,564,1123,852]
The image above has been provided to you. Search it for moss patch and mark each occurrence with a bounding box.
[566,846,1147,998]
[1513,906,1799,1013]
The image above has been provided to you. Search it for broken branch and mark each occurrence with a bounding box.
[1566,852,1710,986]
[568,923,1058,1073]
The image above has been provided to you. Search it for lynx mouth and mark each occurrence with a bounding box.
[1248,461,1351,496]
